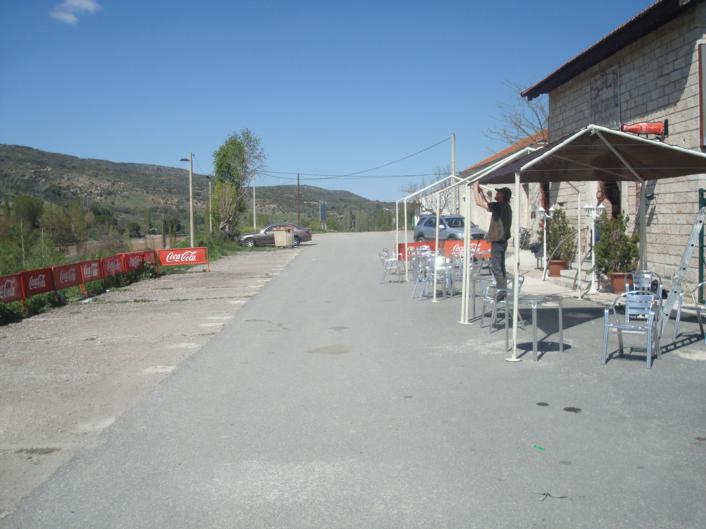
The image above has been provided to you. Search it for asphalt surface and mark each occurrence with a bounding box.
[2,232,706,528]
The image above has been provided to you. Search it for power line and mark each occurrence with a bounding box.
[262,171,438,181]
[262,136,450,181]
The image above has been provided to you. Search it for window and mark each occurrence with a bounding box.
[424,218,436,227]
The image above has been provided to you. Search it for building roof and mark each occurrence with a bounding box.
[459,130,548,177]
[522,0,701,101]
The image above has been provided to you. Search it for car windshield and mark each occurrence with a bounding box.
[445,217,464,228]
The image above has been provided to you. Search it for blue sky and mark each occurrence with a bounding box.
[1,0,653,201]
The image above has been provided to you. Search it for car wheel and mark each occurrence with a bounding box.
[415,235,425,242]
[245,239,255,248]
[293,236,301,247]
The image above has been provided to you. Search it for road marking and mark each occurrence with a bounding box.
[207,315,233,320]
[143,365,177,374]
[165,342,200,350]
[200,322,223,328]
[76,417,115,432]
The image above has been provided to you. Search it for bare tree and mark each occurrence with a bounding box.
[486,82,548,145]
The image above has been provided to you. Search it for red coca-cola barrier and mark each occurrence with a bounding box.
[142,250,157,266]
[444,239,491,257]
[101,255,124,277]
[21,268,55,297]
[397,241,437,261]
[79,259,102,283]
[158,247,209,268]
[0,274,24,303]
[119,252,144,272]
[52,263,82,290]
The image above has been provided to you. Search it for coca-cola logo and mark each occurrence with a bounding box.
[28,274,47,290]
[104,259,121,273]
[128,256,142,267]
[165,251,197,263]
[83,262,99,278]
[59,269,77,283]
[2,279,17,298]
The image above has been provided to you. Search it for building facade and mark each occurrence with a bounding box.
[523,0,706,285]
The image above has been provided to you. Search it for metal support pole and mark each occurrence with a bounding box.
[590,212,598,294]
[451,133,458,214]
[433,192,441,303]
[576,189,581,298]
[395,201,400,259]
[507,171,522,362]
[639,182,647,270]
[460,183,471,323]
[404,200,409,281]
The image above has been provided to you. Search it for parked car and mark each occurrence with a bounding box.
[414,215,485,241]
[238,223,312,248]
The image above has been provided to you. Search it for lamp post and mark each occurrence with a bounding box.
[179,153,195,247]
[583,203,606,294]
[206,174,213,235]
[536,205,555,275]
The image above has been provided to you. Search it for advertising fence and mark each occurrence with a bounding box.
[397,239,491,261]
[158,247,209,270]
[0,247,209,306]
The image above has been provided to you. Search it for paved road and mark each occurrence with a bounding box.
[3,232,706,528]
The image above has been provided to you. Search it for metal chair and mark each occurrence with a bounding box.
[480,275,525,331]
[413,254,454,299]
[379,248,403,283]
[625,270,663,298]
[602,291,661,368]
[673,281,706,341]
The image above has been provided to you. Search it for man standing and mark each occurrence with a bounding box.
[474,182,512,289]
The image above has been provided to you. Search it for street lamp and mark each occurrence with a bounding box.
[536,205,556,275]
[179,153,194,247]
[583,203,606,294]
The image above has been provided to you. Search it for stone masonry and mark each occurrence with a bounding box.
[545,3,706,286]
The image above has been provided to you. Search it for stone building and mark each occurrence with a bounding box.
[522,0,706,284]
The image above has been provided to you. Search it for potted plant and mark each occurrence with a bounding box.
[594,214,639,293]
[540,208,577,276]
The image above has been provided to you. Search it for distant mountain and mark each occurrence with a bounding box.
[0,145,395,232]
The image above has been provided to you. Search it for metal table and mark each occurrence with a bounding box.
[517,295,564,360]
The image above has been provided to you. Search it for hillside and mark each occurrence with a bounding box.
[0,145,395,233]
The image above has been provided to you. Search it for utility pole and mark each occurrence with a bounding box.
[297,173,301,225]
[252,179,257,229]
[207,175,213,235]
[179,153,195,247]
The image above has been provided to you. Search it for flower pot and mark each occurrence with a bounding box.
[608,272,627,293]
[548,259,569,277]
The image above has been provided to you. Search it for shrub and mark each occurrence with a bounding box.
[539,208,576,262]
[594,214,639,275]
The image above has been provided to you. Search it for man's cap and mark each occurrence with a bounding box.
[497,187,512,200]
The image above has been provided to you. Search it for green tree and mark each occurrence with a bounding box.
[213,129,265,235]
[14,194,44,228]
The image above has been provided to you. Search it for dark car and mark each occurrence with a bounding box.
[238,223,312,248]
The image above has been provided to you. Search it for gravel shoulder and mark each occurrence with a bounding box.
[0,248,299,519]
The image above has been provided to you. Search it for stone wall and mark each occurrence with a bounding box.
[545,3,706,285]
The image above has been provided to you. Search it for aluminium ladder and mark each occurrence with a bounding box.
[659,206,706,337]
